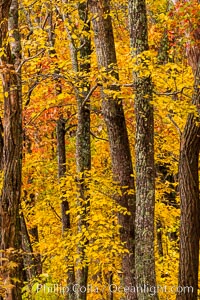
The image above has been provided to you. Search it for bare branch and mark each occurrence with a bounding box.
[16,49,45,73]
[167,114,182,136]
[47,201,62,222]
[81,83,99,109]
[90,130,108,142]
[154,86,191,97]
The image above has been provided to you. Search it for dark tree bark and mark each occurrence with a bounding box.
[57,118,70,232]
[56,117,75,300]
[175,2,200,299]
[22,137,42,281]
[46,4,66,230]
[74,4,91,300]
[0,0,23,299]
[89,1,136,299]
[0,117,3,170]
[43,5,76,298]
[156,220,164,257]
[176,61,200,300]
[128,1,158,299]
[20,211,42,281]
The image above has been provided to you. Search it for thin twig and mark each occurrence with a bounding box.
[167,114,182,136]
[17,49,45,73]
[25,104,76,126]
[154,86,191,97]
[42,13,50,30]
[47,202,62,221]
[81,83,99,108]
[90,131,108,142]
[122,83,134,87]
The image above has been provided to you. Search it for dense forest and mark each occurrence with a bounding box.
[0,0,199,299]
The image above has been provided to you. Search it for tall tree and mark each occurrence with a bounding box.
[176,62,200,300]
[57,117,76,300]
[74,4,91,299]
[89,1,136,299]
[128,1,158,299]
[0,0,23,299]
[176,1,200,298]
[44,4,76,298]
[59,1,91,299]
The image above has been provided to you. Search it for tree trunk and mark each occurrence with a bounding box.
[75,3,91,300]
[22,135,42,280]
[56,117,75,300]
[0,117,3,170]
[176,61,200,300]
[128,1,158,299]
[20,211,42,281]
[156,220,164,257]
[89,1,136,299]
[59,2,91,299]
[0,0,23,299]
[176,2,200,299]
[57,118,71,232]
[44,6,76,297]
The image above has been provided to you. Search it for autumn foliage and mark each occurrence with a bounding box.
[0,0,200,300]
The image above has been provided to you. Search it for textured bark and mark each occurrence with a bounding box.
[176,61,200,300]
[128,1,158,299]
[176,2,200,299]
[75,3,91,300]
[89,1,136,299]
[57,118,70,232]
[0,117,3,170]
[75,1,91,174]
[60,2,91,299]
[0,0,23,299]
[22,136,42,280]
[57,117,75,300]
[20,211,42,281]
